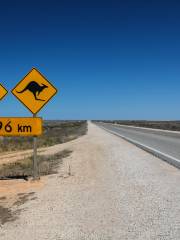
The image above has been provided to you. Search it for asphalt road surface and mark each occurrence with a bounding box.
[95,122,180,163]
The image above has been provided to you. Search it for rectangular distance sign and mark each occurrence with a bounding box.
[0,117,42,136]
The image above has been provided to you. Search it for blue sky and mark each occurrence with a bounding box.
[0,0,180,120]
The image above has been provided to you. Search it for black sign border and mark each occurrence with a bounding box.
[11,68,58,115]
[0,83,8,100]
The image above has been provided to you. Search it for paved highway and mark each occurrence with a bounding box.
[95,122,180,168]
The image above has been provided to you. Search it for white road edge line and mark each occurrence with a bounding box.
[112,123,180,134]
[98,124,180,169]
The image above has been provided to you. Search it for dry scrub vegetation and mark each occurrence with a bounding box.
[0,121,87,179]
[0,150,71,179]
[0,120,87,152]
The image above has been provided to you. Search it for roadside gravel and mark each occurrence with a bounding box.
[1,121,180,240]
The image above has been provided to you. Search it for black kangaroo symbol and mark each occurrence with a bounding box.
[16,81,48,101]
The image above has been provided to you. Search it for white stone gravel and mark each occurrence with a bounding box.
[1,122,180,240]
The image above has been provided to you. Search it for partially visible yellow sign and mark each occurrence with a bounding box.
[0,117,42,136]
[11,68,58,114]
[0,84,8,100]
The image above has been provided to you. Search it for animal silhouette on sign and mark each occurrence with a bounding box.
[16,81,48,101]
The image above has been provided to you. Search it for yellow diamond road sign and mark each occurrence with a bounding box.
[11,68,57,114]
[0,84,8,100]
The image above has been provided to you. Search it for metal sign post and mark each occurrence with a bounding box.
[11,68,58,180]
[9,67,58,180]
[33,113,39,180]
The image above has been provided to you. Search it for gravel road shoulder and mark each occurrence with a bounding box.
[0,122,180,240]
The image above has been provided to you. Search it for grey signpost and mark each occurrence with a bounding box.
[33,113,39,180]
[11,68,58,180]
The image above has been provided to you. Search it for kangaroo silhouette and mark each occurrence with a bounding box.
[16,81,48,101]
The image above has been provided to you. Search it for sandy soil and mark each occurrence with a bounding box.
[0,122,180,240]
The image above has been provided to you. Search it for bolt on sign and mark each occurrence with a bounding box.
[11,68,58,114]
[0,117,42,136]
[0,83,8,100]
